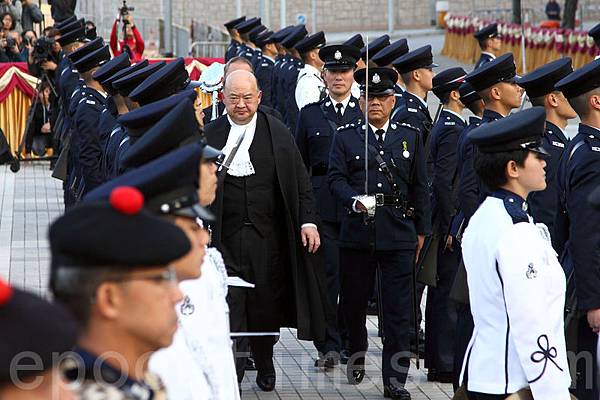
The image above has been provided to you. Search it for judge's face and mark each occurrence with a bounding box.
[223,71,262,125]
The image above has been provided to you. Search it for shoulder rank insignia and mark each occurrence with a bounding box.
[445,121,456,126]
[551,141,565,148]
[407,107,418,113]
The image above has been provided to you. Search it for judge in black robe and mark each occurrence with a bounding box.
[204,72,331,389]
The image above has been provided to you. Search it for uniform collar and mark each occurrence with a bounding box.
[545,121,568,144]
[262,55,275,63]
[330,94,351,111]
[481,51,496,59]
[302,63,321,76]
[369,120,390,134]
[469,115,482,125]
[482,108,504,122]
[442,108,466,124]
[579,123,600,140]
[405,90,428,108]
[68,347,155,400]
[491,188,530,224]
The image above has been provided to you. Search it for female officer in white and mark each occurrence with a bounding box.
[460,107,572,399]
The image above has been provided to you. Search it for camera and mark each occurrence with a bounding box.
[119,0,134,20]
[5,37,16,49]
[32,37,55,64]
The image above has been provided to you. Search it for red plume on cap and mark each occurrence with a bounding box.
[109,186,144,215]
[0,279,13,306]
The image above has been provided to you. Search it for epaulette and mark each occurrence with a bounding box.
[398,122,420,133]
[584,134,600,152]
[337,123,357,132]
[503,195,529,224]
[445,121,456,126]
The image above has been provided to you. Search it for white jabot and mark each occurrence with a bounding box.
[222,113,258,177]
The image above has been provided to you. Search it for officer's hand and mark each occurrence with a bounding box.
[41,122,51,134]
[415,234,425,263]
[445,235,454,252]
[587,308,600,333]
[301,226,320,253]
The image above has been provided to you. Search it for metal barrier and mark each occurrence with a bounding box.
[190,41,228,59]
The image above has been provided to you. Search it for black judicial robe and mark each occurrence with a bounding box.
[205,109,330,342]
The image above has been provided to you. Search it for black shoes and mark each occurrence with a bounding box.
[383,384,411,399]
[256,372,276,392]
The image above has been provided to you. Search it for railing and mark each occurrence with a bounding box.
[190,41,228,59]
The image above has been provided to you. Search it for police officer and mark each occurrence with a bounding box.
[391,45,437,144]
[372,38,409,112]
[516,58,575,253]
[91,53,131,173]
[359,34,390,66]
[342,34,365,98]
[424,67,467,384]
[278,25,308,131]
[69,43,112,201]
[554,59,600,400]
[269,25,295,112]
[473,23,501,70]
[460,107,572,399]
[247,24,267,70]
[328,67,431,399]
[0,279,78,399]
[451,80,484,389]
[224,16,246,62]
[50,187,192,399]
[98,59,151,179]
[254,30,276,107]
[295,44,363,369]
[234,17,261,62]
[460,53,523,224]
[295,31,327,110]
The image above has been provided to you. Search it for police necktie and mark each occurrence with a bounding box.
[375,129,385,146]
[335,103,343,120]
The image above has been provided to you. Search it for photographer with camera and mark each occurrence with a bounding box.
[24,80,54,156]
[0,25,25,62]
[110,1,144,62]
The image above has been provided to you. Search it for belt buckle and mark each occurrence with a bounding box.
[375,193,384,207]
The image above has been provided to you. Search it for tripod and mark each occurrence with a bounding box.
[16,69,57,165]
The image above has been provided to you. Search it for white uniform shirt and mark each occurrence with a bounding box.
[150,248,240,400]
[295,64,326,110]
[460,191,571,399]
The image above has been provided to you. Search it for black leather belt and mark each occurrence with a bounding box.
[311,164,328,177]
[375,194,415,218]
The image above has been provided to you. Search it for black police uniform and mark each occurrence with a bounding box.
[328,68,431,395]
[256,55,275,107]
[473,24,499,70]
[224,16,246,62]
[516,58,573,252]
[278,25,308,133]
[295,44,363,362]
[554,61,600,400]
[391,46,438,144]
